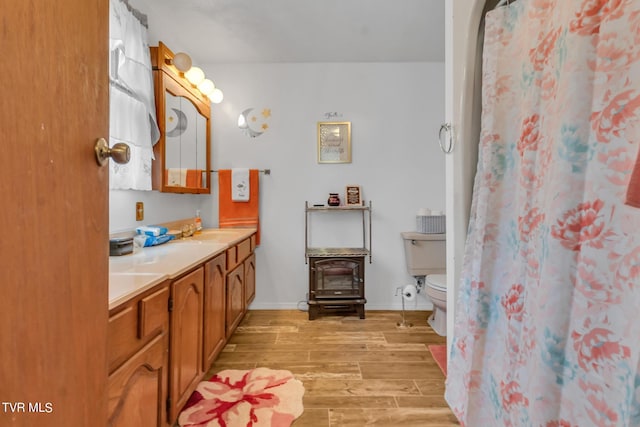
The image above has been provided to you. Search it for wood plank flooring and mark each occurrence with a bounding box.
[206,310,460,427]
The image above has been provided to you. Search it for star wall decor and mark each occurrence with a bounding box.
[238,107,271,138]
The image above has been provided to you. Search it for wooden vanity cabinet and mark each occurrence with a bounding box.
[244,252,256,307]
[225,263,245,338]
[108,231,257,426]
[168,267,204,422]
[225,235,257,337]
[107,284,170,427]
[203,253,226,371]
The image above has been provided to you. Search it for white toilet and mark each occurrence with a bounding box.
[401,232,447,336]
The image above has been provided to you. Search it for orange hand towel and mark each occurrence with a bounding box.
[626,147,640,208]
[186,169,203,188]
[219,169,260,244]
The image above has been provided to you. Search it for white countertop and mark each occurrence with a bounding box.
[109,228,256,310]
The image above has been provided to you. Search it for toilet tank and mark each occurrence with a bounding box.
[401,232,446,276]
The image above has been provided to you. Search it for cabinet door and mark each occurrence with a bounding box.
[107,333,167,427]
[169,267,204,422]
[244,253,256,309]
[203,254,226,371]
[226,264,245,338]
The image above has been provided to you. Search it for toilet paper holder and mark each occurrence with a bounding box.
[395,284,419,328]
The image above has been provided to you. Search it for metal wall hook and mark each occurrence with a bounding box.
[438,123,454,154]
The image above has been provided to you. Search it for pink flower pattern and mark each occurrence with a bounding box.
[572,321,631,372]
[546,421,578,427]
[501,284,526,321]
[591,89,640,143]
[446,1,640,426]
[580,379,621,426]
[573,257,621,306]
[550,199,614,251]
[500,379,530,410]
[539,71,558,101]
[529,28,561,72]
[517,114,542,157]
[569,0,626,36]
[178,368,304,427]
[614,245,640,288]
[518,206,545,241]
[589,32,640,79]
[597,147,636,187]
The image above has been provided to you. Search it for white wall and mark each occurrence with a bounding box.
[109,191,208,233]
[205,62,445,309]
[109,61,446,310]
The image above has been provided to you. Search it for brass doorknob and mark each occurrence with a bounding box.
[94,138,130,166]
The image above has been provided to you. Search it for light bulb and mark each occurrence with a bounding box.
[172,52,192,72]
[210,88,224,104]
[198,79,215,96]
[185,67,205,86]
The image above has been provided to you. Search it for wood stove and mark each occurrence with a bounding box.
[307,256,366,320]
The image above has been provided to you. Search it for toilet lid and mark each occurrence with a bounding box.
[426,274,447,290]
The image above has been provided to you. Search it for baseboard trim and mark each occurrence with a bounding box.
[248,301,434,311]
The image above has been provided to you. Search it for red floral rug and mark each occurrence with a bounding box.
[178,368,305,427]
[428,344,447,377]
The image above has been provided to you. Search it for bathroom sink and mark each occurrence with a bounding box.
[198,229,240,235]
[180,229,245,243]
[109,271,167,308]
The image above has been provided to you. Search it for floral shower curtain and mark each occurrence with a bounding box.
[446,0,640,425]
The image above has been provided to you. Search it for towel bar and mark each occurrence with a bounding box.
[210,169,271,175]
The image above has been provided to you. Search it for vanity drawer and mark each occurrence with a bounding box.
[139,286,170,339]
[108,283,170,374]
[226,237,253,271]
[226,246,238,271]
[237,237,252,263]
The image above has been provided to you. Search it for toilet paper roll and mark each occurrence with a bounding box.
[417,208,431,216]
[402,284,417,301]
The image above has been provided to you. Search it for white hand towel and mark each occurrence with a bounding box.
[167,168,187,187]
[231,168,250,201]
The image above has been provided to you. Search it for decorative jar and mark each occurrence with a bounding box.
[328,193,341,206]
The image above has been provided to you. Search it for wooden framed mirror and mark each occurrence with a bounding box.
[150,42,211,194]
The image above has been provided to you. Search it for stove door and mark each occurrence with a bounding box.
[312,258,363,299]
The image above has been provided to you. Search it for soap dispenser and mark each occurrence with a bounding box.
[195,210,203,232]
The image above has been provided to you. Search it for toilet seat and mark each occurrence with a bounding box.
[426,274,447,291]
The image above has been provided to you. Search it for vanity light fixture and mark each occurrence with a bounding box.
[171,52,192,72]
[197,79,215,97]
[198,80,224,104]
[185,66,205,86]
[165,50,224,104]
[210,88,224,104]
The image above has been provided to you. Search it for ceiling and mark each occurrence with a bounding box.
[129,0,445,64]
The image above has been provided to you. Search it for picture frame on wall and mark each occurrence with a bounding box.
[345,185,362,206]
[317,121,351,164]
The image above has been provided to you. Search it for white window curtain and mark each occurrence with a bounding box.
[108,0,159,190]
